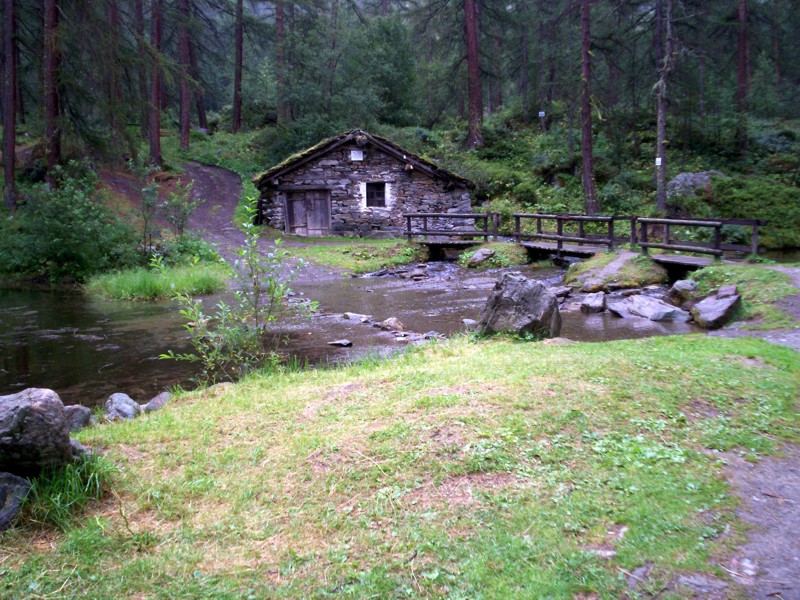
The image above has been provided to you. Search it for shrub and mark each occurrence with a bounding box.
[85,263,228,300]
[0,164,139,281]
[161,181,200,238]
[163,203,311,383]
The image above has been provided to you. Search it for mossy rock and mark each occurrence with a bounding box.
[458,242,529,269]
[564,251,668,291]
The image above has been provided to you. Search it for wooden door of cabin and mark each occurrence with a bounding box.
[285,190,331,236]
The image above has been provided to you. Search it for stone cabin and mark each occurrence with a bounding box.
[253,129,474,237]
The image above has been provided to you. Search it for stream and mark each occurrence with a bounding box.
[1,262,697,407]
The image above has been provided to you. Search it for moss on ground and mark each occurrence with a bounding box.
[564,251,667,290]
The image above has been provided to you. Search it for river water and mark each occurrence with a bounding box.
[0,262,696,407]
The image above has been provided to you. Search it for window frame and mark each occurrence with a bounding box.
[365,182,387,208]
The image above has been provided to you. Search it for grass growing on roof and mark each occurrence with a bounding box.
[2,334,798,598]
[286,238,426,274]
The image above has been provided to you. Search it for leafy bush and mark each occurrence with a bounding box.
[161,181,200,237]
[707,176,800,248]
[0,164,139,281]
[163,204,310,383]
[165,235,220,265]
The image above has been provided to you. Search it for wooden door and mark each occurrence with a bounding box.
[306,190,331,236]
[285,190,330,236]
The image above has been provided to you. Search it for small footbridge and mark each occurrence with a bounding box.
[403,212,766,269]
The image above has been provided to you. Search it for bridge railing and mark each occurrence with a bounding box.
[512,213,634,252]
[404,212,499,242]
[636,217,766,257]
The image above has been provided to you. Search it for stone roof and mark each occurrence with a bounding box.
[253,129,473,190]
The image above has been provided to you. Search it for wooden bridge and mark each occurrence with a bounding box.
[404,212,766,269]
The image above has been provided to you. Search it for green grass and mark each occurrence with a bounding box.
[287,239,426,274]
[691,264,798,329]
[20,454,117,530]
[457,242,530,269]
[564,251,668,289]
[2,335,798,597]
[85,263,228,300]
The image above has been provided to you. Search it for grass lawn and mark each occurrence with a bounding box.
[285,238,426,274]
[3,334,798,598]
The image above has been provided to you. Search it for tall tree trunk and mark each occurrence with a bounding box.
[275,0,289,124]
[135,0,148,138]
[518,30,528,121]
[13,5,23,125]
[381,0,387,16]
[326,0,339,114]
[188,37,208,130]
[771,3,781,108]
[149,0,162,166]
[107,0,123,144]
[3,0,16,208]
[232,0,243,133]
[735,0,748,152]
[492,38,502,112]
[463,0,482,148]
[654,0,673,214]
[178,0,190,149]
[580,0,599,214]
[44,0,60,185]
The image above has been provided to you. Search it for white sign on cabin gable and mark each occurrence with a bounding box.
[350,149,364,161]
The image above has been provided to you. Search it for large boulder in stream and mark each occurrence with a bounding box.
[478,273,562,338]
[609,295,691,322]
[690,291,742,330]
[0,388,73,478]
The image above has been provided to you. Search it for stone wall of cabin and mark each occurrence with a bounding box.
[258,142,472,236]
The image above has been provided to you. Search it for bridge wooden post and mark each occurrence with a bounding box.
[423,216,428,236]
[608,219,615,249]
[556,217,564,255]
[514,215,521,241]
[577,221,584,247]
[630,217,637,247]
[664,223,670,247]
[406,215,412,241]
[713,224,722,255]
[492,212,500,237]
[751,223,759,256]
[641,220,649,255]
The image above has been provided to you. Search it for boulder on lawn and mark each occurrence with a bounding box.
[478,273,562,337]
[64,404,94,432]
[625,295,692,322]
[0,388,73,477]
[0,472,31,532]
[581,292,607,314]
[466,248,495,268]
[690,293,741,330]
[143,391,171,413]
[668,280,699,304]
[104,393,142,421]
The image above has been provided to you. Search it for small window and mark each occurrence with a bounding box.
[350,149,364,161]
[366,182,386,208]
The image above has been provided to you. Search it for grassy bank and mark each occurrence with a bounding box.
[3,335,798,598]
[85,263,228,300]
[691,264,797,329]
[286,238,425,274]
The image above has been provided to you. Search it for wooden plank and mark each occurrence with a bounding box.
[651,254,715,268]
[520,241,606,256]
